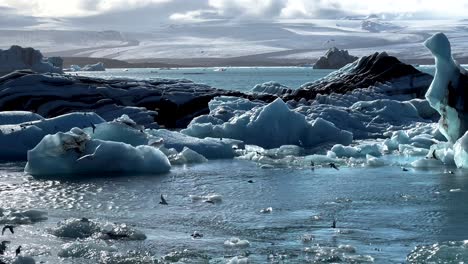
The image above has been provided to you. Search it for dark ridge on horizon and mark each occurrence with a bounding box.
[60,56,447,69]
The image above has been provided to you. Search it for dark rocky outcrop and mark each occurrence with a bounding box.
[0,70,274,128]
[313,47,358,69]
[282,52,433,101]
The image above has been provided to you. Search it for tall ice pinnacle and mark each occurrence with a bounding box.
[424,32,468,143]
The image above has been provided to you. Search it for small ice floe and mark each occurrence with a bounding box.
[224,237,250,248]
[168,147,208,165]
[99,223,147,240]
[51,218,146,240]
[190,194,223,204]
[191,231,203,239]
[301,234,314,243]
[100,251,158,264]
[227,256,249,264]
[58,241,117,258]
[260,207,273,213]
[161,249,207,263]
[449,188,462,193]
[51,218,101,239]
[0,209,48,225]
[366,154,385,167]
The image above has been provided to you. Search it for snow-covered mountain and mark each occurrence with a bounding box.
[1,19,467,64]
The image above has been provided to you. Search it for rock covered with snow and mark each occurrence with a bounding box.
[183,97,352,149]
[0,45,62,75]
[81,62,106,71]
[424,32,468,143]
[24,127,171,176]
[313,47,358,69]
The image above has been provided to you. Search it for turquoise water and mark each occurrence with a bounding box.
[75,66,437,92]
[5,65,463,263]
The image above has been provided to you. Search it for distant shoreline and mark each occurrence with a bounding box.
[62,56,449,69]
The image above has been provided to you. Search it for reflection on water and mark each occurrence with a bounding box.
[2,160,468,263]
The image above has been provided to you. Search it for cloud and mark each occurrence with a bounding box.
[0,0,467,30]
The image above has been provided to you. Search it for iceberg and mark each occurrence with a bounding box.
[454,132,468,168]
[0,111,43,125]
[0,45,62,75]
[24,127,171,176]
[252,81,290,95]
[424,32,468,143]
[81,62,106,71]
[183,98,352,149]
[0,112,105,160]
[148,129,239,159]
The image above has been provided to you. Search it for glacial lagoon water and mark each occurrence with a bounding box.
[3,66,468,263]
[74,66,438,92]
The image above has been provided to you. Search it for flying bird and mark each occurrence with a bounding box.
[329,163,339,170]
[2,225,14,235]
[76,144,102,162]
[159,194,168,205]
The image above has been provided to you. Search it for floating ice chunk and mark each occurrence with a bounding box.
[332,143,382,158]
[51,218,101,239]
[184,98,352,149]
[366,154,385,167]
[454,131,468,168]
[81,62,105,71]
[424,33,468,143]
[0,208,47,224]
[252,81,289,95]
[0,111,43,125]
[411,158,444,168]
[100,251,158,264]
[224,237,250,248]
[25,128,171,176]
[148,129,238,159]
[58,241,117,258]
[227,256,249,264]
[398,144,429,156]
[449,188,461,192]
[428,142,455,165]
[169,147,208,165]
[0,112,105,160]
[86,114,147,146]
[100,222,147,240]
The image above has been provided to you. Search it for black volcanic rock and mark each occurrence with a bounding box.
[313,47,358,69]
[282,52,433,101]
[0,71,258,128]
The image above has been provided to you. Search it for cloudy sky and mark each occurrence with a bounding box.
[0,0,466,30]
